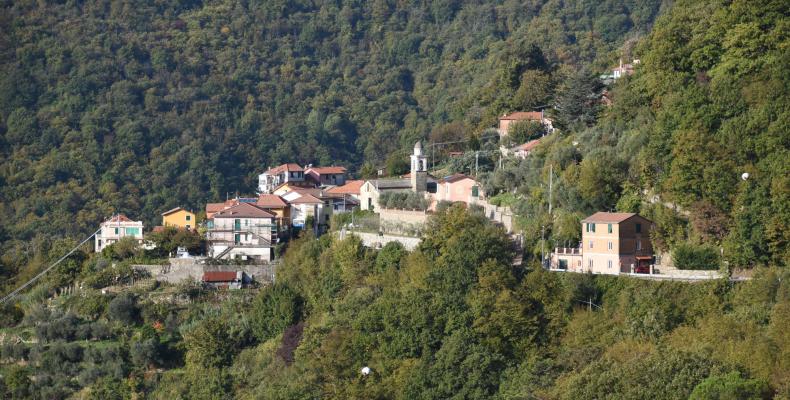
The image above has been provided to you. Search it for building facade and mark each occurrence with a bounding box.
[161,207,196,230]
[95,215,144,252]
[580,212,654,275]
[305,166,347,187]
[258,163,305,194]
[206,203,277,261]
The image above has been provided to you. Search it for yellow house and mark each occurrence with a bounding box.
[162,207,196,230]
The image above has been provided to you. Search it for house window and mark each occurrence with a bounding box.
[586,223,596,233]
[125,227,140,236]
[186,224,190,229]
[636,223,642,233]
[608,224,612,233]
[637,240,642,251]
[589,240,593,249]
[588,259,593,268]
[114,228,119,235]
[608,260,612,269]
[608,241,613,250]
[186,215,191,221]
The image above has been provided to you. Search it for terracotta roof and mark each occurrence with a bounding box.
[499,111,544,121]
[273,181,316,192]
[441,173,474,184]
[326,180,364,195]
[265,163,304,175]
[256,194,288,208]
[581,212,641,224]
[202,271,239,282]
[288,194,324,204]
[212,203,276,219]
[307,166,347,174]
[152,226,165,233]
[105,214,135,223]
[161,207,190,216]
[513,138,542,152]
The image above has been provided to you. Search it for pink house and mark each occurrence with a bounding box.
[430,174,481,210]
[511,138,542,159]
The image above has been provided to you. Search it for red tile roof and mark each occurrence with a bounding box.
[499,111,544,121]
[202,271,239,282]
[256,194,288,208]
[441,173,474,184]
[265,163,304,175]
[514,138,542,152]
[307,166,347,174]
[212,203,276,219]
[288,194,324,204]
[325,180,364,195]
[582,212,643,224]
[106,214,134,223]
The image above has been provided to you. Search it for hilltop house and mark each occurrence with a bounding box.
[552,212,654,275]
[161,207,195,230]
[498,111,555,138]
[258,163,305,194]
[306,166,347,187]
[95,215,144,252]
[206,203,277,261]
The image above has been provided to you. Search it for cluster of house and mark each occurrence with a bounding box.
[91,109,567,264]
[551,212,655,275]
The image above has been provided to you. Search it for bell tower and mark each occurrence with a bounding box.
[410,141,427,192]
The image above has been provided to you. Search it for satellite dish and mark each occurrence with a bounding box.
[741,172,749,181]
[360,366,371,376]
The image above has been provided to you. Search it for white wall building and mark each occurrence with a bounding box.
[95,215,144,252]
[206,203,277,261]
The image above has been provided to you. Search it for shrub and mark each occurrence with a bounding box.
[250,283,303,342]
[673,243,721,270]
[108,293,139,324]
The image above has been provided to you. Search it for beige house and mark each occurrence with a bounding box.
[580,212,654,275]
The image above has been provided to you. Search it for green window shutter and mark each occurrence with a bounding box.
[608,224,612,233]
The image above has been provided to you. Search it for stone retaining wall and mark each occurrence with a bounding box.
[338,230,421,251]
[133,258,276,285]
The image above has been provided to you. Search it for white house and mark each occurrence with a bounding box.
[95,215,144,252]
[258,163,305,194]
[206,203,277,261]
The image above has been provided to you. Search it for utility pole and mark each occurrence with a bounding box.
[548,164,553,215]
[541,224,546,268]
[475,151,479,177]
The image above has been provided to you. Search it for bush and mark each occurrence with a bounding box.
[250,283,303,342]
[690,372,771,400]
[379,191,429,210]
[108,293,139,324]
[673,243,721,270]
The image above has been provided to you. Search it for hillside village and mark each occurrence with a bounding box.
[94,101,721,286]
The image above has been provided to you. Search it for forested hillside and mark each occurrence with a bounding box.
[0,0,665,286]
[1,206,787,399]
[481,0,788,268]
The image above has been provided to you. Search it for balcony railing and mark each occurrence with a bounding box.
[554,247,582,255]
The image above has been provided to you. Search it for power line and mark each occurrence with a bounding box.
[0,228,101,305]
